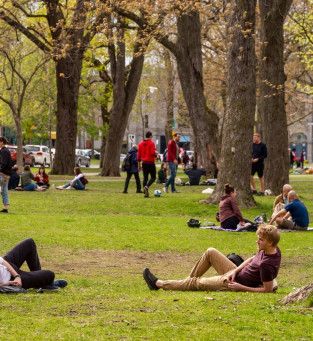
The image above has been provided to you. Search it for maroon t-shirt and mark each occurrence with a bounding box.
[235,247,281,287]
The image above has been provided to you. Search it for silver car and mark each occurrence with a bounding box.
[75,149,90,167]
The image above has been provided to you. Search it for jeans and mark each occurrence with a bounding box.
[165,162,178,192]
[24,183,38,191]
[142,163,156,188]
[64,179,85,190]
[4,238,55,289]
[0,174,9,205]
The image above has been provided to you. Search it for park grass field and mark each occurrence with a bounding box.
[0,175,313,340]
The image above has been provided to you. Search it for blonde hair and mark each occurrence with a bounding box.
[257,225,280,247]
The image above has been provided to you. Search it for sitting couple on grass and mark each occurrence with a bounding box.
[270,189,309,231]
[143,224,280,293]
[0,238,67,293]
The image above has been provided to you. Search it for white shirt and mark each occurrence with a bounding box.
[71,173,83,183]
[0,257,11,283]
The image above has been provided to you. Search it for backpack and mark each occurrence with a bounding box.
[121,153,131,172]
[80,176,88,185]
[226,253,244,267]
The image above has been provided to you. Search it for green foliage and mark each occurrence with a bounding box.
[0,177,312,339]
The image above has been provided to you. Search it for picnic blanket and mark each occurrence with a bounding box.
[199,226,313,232]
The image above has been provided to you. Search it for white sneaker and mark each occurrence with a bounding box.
[56,186,63,190]
[66,186,72,190]
[163,187,168,193]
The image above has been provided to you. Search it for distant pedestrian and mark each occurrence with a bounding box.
[251,133,267,196]
[300,152,304,168]
[0,136,12,213]
[137,131,157,198]
[123,145,142,194]
[163,133,181,194]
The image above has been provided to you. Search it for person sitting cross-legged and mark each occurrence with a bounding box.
[143,225,280,293]
[0,238,67,292]
[269,190,309,231]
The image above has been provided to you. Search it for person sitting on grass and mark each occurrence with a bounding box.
[272,184,292,217]
[57,167,87,190]
[21,165,46,191]
[8,165,20,190]
[34,166,50,188]
[269,190,309,231]
[143,225,280,293]
[219,184,249,230]
[184,163,206,185]
[0,238,67,292]
[157,162,167,184]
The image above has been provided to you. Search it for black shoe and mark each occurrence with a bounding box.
[0,209,8,213]
[122,191,128,194]
[53,279,68,288]
[36,285,60,293]
[172,190,180,193]
[136,190,143,193]
[144,186,149,197]
[143,268,159,290]
[251,190,257,195]
[257,192,265,196]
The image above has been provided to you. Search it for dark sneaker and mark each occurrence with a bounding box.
[172,190,180,193]
[144,186,149,197]
[163,187,168,193]
[122,191,128,194]
[143,268,159,290]
[136,190,143,193]
[257,192,265,196]
[0,209,8,213]
[251,189,257,195]
[53,279,68,288]
[37,285,60,293]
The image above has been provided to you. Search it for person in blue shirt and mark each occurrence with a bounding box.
[269,190,309,230]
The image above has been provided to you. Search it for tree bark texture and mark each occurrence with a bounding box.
[279,282,313,305]
[202,0,257,207]
[258,0,293,195]
[99,21,145,176]
[164,49,175,145]
[174,11,220,174]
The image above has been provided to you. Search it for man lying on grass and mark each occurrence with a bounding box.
[0,238,67,292]
[143,225,280,293]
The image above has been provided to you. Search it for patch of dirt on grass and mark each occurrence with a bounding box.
[44,249,202,278]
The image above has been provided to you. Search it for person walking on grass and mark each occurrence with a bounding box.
[163,133,181,194]
[0,136,12,213]
[251,133,267,196]
[143,225,280,293]
[137,131,157,198]
[123,145,143,194]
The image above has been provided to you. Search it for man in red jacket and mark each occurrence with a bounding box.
[163,133,181,193]
[137,131,157,197]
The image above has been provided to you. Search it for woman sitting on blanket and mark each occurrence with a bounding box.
[219,184,248,230]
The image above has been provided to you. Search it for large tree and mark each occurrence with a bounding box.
[258,0,293,195]
[202,0,257,207]
[0,1,108,174]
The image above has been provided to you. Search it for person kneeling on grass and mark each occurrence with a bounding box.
[57,167,87,190]
[143,225,280,293]
[269,190,309,231]
[0,238,67,292]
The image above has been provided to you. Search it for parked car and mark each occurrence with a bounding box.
[24,145,53,166]
[7,145,35,166]
[83,149,100,160]
[75,149,90,167]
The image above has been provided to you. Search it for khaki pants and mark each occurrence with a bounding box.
[163,248,237,291]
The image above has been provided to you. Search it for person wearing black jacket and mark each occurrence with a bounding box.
[0,136,12,213]
[123,145,143,194]
[184,163,206,185]
[250,133,267,196]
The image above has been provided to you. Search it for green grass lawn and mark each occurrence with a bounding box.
[0,178,313,340]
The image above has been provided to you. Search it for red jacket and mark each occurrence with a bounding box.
[166,139,179,162]
[137,139,156,164]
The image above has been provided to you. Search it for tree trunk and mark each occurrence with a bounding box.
[202,0,257,207]
[258,0,293,195]
[99,22,145,176]
[52,56,83,174]
[279,282,313,305]
[15,119,23,170]
[174,10,220,174]
[164,49,175,145]
[99,102,109,168]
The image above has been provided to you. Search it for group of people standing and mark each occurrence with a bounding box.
[123,131,182,197]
